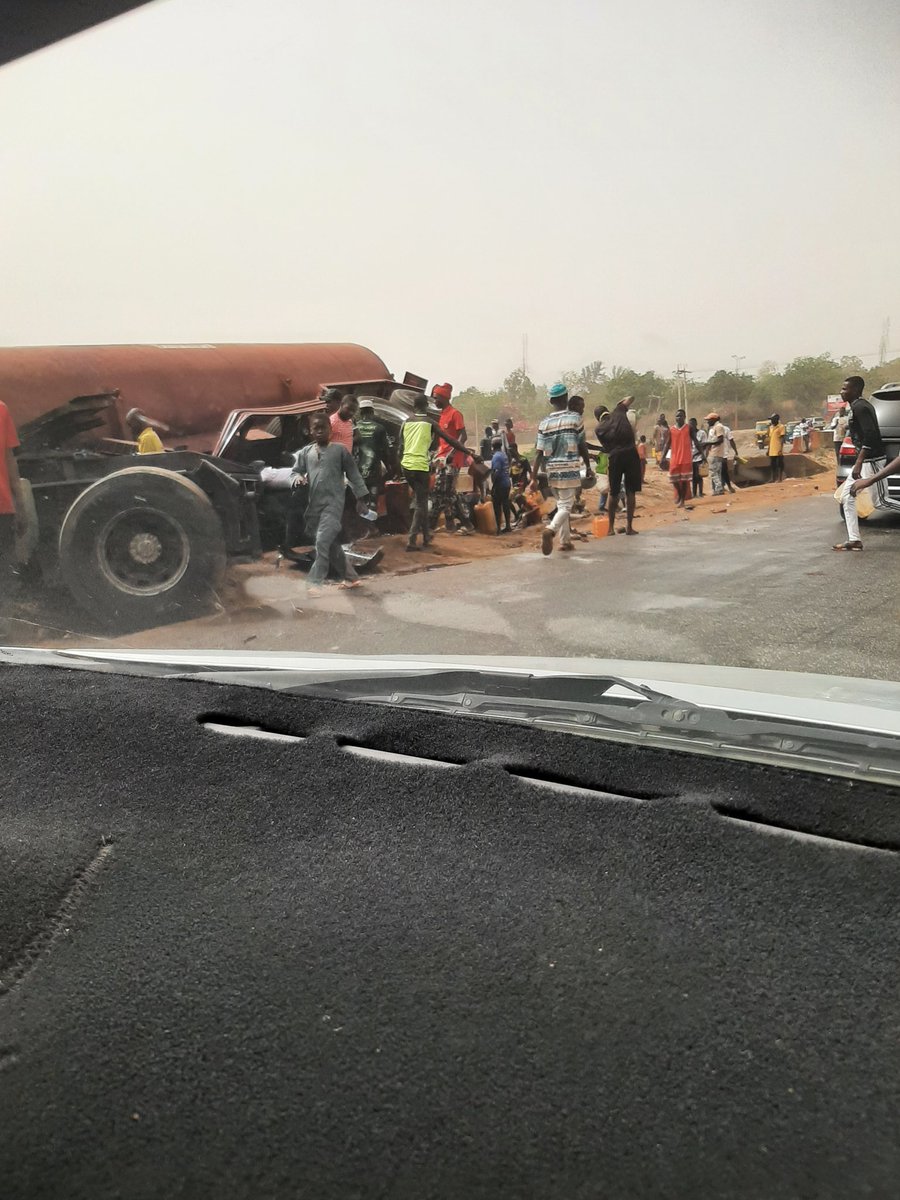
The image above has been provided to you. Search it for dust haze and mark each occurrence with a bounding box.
[0,0,897,387]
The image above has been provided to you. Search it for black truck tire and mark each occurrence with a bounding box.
[58,467,227,624]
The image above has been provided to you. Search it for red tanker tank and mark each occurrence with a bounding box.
[0,343,391,449]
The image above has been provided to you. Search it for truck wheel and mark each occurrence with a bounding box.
[58,467,226,624]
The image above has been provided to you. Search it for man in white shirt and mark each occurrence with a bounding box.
[830,405,849,465]
[705,412,727,496]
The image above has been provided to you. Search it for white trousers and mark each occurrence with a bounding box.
[548,486,578,546]
[841,458,887,543]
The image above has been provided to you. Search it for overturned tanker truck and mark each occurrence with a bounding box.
[3,343,419,626]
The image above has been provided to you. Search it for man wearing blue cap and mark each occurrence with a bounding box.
[529,383,594,555]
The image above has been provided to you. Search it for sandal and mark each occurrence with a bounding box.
[832,541,863,551]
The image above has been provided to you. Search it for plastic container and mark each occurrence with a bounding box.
[592,516,609,538]
[473,501,498,535]
[835,481,874,518]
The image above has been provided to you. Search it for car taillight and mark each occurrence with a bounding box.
[839,437,856,458]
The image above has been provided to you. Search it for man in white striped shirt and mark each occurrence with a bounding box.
[530,383,594,555]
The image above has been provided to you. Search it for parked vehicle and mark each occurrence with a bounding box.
[16,387,399,623]
[835,383,900,499]
[16,394,261,625]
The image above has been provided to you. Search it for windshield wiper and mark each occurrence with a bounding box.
[270,668,900,787]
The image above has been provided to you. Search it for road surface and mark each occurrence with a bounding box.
[99,493,900,681]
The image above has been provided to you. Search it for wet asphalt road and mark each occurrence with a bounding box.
[112,493,900,681]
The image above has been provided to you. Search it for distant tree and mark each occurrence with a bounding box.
[839,355,865,375]
[751,371,782,413]
[869,356,900,391]
[700,370,755,421]
[576,360,607,390]
[502,368,537,411]
[603,367,675,411]
[779,354,843,413]
[455,386,503,433]
[556,361,607,400]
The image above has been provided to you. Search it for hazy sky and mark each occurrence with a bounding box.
[1,0,898,388]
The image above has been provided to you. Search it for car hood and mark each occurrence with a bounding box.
[3,646,900,739]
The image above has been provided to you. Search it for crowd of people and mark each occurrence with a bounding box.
[117,373,900,574]
[2,373,895,608]
[283,379,868,583]
[649,410,743,497]
[282,382,551,592]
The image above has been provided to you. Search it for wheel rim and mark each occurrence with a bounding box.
[97,507,191,595]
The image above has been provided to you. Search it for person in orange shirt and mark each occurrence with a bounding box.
[660,410,699,508]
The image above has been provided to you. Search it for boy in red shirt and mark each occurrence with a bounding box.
[329,394,358,453]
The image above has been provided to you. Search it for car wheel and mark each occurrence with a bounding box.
[58,467,226,626]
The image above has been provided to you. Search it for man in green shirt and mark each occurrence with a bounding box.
[400,393,478,550]
[353,398,394,496]
[400,394,436,551]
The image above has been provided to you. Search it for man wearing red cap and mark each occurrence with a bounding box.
[430,383,467,532]
[432,383,467,469]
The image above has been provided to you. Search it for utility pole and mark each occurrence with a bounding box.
[880,319,890,367]
[675,365,692,419]
[732,355,745,430]
[522,333,529,378]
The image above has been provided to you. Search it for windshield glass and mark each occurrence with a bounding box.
[1,0,899,712]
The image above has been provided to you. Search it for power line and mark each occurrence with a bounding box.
[685,347,900,381]
[674,365,693,417]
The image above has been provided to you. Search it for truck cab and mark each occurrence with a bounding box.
[213,377,430,467]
